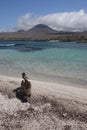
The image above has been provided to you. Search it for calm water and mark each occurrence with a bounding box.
[0,41,87,86]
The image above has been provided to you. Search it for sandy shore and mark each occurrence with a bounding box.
[0,75,87,130]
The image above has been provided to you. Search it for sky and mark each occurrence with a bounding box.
[0,0,87,32]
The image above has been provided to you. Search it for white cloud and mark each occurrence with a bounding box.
[16,9,87,32]
[1,9,87,32]
[17,13,39,31]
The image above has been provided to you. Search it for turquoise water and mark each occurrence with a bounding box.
[0,41,87,86]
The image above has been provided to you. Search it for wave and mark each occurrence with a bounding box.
[0,43,15,47]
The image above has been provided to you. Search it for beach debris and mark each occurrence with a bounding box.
[62,113,67,118]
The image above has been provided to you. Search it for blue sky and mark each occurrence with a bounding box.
[0,0,87,32]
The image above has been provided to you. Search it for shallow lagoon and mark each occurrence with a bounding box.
[0,41,87,86]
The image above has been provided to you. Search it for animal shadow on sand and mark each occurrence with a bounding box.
[13,87,28,103]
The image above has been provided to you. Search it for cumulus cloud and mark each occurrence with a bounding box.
[16,9,87,32]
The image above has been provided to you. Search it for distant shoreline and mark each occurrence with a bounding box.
[0,24,87,43]
[0,39,87,43]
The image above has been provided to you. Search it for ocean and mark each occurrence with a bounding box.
[0,41,87,87]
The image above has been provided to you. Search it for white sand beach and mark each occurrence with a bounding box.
[0,75,87,130]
